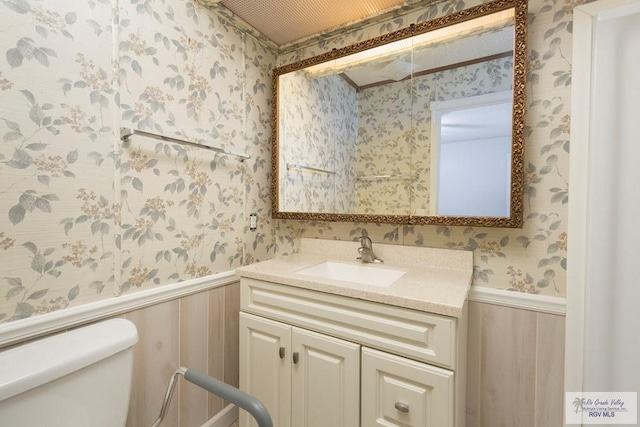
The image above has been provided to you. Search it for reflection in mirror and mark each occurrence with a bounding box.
[353,48,414,216]
[430,91,512,217]
[273,0,527,227]
[278,60,358,213]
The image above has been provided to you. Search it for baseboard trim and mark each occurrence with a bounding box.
[468,286,566,315]
[202,404,238,427]
[0,271,239,348]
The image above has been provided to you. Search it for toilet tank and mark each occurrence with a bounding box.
[0,318,138,427]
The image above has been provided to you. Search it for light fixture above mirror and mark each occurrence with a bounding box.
[271,0,527,228]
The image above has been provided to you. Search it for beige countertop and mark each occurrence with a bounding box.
[236,238,473,318]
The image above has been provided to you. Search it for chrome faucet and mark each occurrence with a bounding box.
[357,235,383,263]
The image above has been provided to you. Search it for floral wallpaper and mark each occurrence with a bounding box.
[276,0,579,298]
[0,0,276,323]
[278,70,357,213]
[355,77,413,215]
[0,0,582,324]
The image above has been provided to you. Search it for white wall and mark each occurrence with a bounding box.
[566,0,640,404]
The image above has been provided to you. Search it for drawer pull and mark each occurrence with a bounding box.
[279,347,285,359]
[293,352,299,364]
[394,402,410,413]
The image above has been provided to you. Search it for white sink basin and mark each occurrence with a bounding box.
[296,261,406,287]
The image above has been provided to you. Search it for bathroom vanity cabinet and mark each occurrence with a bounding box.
[238,277,468,427]
[240,311,360,427]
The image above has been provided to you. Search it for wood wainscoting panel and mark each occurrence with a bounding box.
[126,300,181,427]
[224,282,241,399]
[120,282,240,427]
[481,303,537,427]
[465,302,483,427]
[208,286,227,416]
[180,292,211,427]
[466,301,565,427]
[535,312,566,426]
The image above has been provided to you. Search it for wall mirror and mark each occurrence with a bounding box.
[271,0,527,227]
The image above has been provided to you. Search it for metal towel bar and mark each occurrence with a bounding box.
[120,127,251,161]
[357,173,413,181]
[286,162,335,175]
[151,367,272,427]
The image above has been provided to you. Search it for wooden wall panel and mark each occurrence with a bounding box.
[225,282,241,389]
[126,300,180,427]
[119,283,239,426]
[208,286,227,416]
[480,304,537,427]
[534,313,565,426]
[180,292,211,427]
[466,301,565,427]
[465,302,482,427]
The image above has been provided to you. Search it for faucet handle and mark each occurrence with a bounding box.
[360,235,373,248]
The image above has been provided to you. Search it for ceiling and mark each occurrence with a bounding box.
[209,0,411,46]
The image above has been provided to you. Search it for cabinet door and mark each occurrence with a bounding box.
[291,327,360,427]
[361,347,454,427]
[239,312,292,427]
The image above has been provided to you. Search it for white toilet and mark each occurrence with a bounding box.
[0,318,138,427]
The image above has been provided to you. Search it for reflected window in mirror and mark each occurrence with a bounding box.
[430,91,513,217]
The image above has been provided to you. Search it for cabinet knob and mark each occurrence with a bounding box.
[394,402,410,413]
[293,352,299,364]
[279,347,285,359]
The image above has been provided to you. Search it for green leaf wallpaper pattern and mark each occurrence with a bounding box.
[0,0,276,323]
[0,0,586,324]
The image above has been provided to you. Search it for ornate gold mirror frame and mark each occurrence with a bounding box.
[271,0,527,227]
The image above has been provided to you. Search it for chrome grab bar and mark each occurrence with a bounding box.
[151,367,272,427]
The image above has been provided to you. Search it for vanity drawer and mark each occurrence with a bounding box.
[361,347,454,427]
[240,278,457,368]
